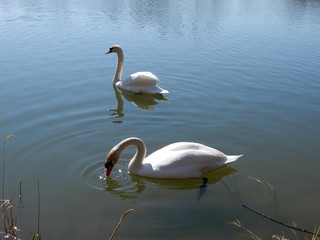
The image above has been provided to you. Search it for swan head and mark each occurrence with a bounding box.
[105,45,122,55]
[104,146,121,176]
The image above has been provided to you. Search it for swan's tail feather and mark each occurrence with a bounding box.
[159,89,170,94]
[149,86,169,94]
[226,154,243,163]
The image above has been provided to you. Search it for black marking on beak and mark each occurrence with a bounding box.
[105,161,114,168]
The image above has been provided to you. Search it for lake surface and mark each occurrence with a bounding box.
[1,0,320,239]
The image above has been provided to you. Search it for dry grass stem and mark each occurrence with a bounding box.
[311,225,320,240]
[272,235,289,240]
[108,209,135,240]
[10,181,23,206]
[1,200,21,240]
[1,135,21,240]
[36,180,41,240]
[3,135,15,200]
[248,176,277,198]
[230,219,262,240]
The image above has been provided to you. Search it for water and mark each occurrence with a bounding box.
[1,0,320,239]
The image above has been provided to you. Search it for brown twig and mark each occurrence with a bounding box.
[242,204,317,236]
[108,209,135,240]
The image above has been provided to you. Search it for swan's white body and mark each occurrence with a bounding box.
[106,45,169,94]
[105,137,242,179]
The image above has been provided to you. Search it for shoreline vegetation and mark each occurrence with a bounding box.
[1,135,135,240]
[1,135,318,239]
[231,204,320,240]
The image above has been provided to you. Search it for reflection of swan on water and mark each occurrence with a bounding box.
[105,137,242,179]
[119,87,169,110]
[104,166,237,201]
[105,175,146,200]
[143,167,238,189]
[109,85,169,116]
[105,45,169,94]
[108,85,124,121]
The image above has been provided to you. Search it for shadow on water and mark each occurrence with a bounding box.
[104,166,237,201]
[108,85,169,123]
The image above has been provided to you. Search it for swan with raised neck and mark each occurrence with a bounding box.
[105,45,169,94]
[106,45,124,83]
[105,137,242,179]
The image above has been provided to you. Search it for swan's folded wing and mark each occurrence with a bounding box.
[143,144,228,178]
[122,72,160,86]
[118,72,168,94]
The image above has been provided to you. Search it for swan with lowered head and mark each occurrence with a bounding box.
[105,45,169,94]
[105,137,242,179]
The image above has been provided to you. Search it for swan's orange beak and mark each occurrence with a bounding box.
[105,50,112,54]
[105,161,114,176]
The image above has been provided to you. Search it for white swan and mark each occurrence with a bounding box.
[105,137,242,179]
[105,45,169,94]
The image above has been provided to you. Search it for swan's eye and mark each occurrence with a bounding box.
[109,47,114,52]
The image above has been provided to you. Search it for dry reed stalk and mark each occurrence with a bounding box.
[248,176,277,199]
[36,180,41,240]
[230,219,262,240]
[272,235,289,240]
[1,135,21,240]
[1,200,21,240]
[10,181,23,204]
[311,225,320,240]
[3,135,15,200]
[108,209,135,240]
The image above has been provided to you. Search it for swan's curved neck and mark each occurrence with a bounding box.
[113,49,124,83]
[116,138,146,173]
